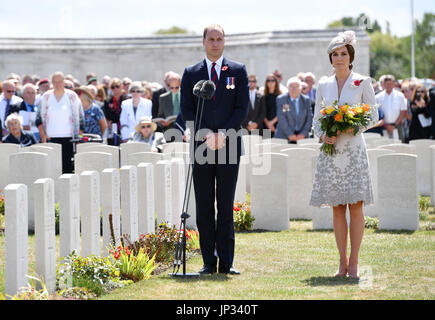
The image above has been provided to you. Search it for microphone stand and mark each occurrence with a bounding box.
[170,93,206,279]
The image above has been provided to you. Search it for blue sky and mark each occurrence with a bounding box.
[1,0,433,38]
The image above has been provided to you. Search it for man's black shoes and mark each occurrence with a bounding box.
[218,265,241,275]
[198,264,217,274]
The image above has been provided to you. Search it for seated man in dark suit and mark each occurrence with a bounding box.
[275,77,313,143]
[158,72,182,133]
[241,74,265,135]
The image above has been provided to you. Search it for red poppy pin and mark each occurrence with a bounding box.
[221,65,228,72]
[351,79,364,88]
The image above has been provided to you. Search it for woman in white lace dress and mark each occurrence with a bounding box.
[309,31,378,279]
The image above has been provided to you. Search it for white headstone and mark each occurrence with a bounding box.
[162,142,189,155]
[4,184,28,298]
[120,142,151,166]
[170,152,197,230]
[241,134,262,155]
[378,154,419,230]
[101,168,121,255]
[126,151,163,167]
[120,165,139,242]
[58,174,80,259]
[155,160,173,225]
[251,153,289,231]
[34,178,56,293]
[137,163,155,235]
[297,138,319,145]
[80,171,101,257]
[409,139,435,196]
[0,144,20,190]
[170,158,185,228]
[234,155,247,203]
[9,152,50,231]
[280,148,318,219]
[76,144,120,168]
[74,151,114,175]
[378,143,416,155]
[37,143,63,181]
[365,148,395,218]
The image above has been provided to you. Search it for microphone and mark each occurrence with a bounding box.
[199,80,216,100]
[193,80,206,97]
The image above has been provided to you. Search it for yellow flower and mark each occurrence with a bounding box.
[354,107,363,114]
[325,106,335,114]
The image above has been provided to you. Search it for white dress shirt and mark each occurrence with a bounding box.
[375,89,407,124]
[205,55,224,81]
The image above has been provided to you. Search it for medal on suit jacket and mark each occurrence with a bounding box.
[282,104,290,113]
[226,77,235,90]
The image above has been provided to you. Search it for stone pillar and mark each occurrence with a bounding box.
[137,163,156,235]
[120,165,139,242]
[58,174,81,259]
[4,184,28,297]
[34,178,56,293]
[101,168,121,255]
[80,171,101,257]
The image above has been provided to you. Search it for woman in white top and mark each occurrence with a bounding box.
[309,31,378,279]
[36,71,84,173]
[119,82,152,142]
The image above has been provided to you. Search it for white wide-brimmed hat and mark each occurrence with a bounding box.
[327,30,357,55]
[135,116,157,133]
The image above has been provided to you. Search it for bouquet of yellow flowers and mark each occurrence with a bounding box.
[319,100,373,155]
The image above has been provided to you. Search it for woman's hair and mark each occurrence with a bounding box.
[5,112,23,129]
[410,84,428,104]
[129,81,144,93]
[329,44,355,70]
[264,74,282,95]
[96,84,107,101]
[109,77,122,89]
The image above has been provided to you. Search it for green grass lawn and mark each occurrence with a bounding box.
[1,208,434,300]
[96,220,434,300]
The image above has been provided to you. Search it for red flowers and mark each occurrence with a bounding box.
[221,66,228,72]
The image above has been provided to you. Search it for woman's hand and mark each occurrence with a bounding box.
[322,134,336,145]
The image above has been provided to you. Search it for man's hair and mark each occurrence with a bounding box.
[203,24,225,39]
[380,74,395,83]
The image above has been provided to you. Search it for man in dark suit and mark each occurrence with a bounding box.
[275,77,313,143]
[242,74,264,134]
[158,72,181,132]
[180,24,249,275]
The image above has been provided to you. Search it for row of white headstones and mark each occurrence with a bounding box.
[2,133,434,297]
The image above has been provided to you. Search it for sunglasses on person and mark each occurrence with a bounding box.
[5,90,15,93]
[140,125,152,129]
[170,86,180,90]
[266,79,276,82]
[131,90,142,93]
[111,85,121,89]
[248,80,257,83]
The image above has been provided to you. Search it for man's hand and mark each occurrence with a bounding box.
[296,133,305,140]
[247,122,258,131]
[205,132,226,151]
[288,134,297,142]
[384,124,395,135]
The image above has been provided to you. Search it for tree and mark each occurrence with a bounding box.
[153,26,193,35]
[327,13,381,34]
